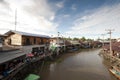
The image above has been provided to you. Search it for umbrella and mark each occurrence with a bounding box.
[24,74,40,80]
[26,53,34,57]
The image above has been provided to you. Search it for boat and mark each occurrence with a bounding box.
[24,74,40,80]
[109,66,120,80]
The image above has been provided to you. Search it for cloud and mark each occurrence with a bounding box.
[71,4,76,10]
[0,0,58,36]
[63,14,70,18]
[55,1,64,8]
[66,3,120,38]
[23,0,55,20]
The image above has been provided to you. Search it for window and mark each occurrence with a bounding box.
[34,38,36,44]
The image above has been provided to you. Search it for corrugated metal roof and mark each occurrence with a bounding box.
[0,34,7,37]
[5,30,50,38]
[0,50,26,64]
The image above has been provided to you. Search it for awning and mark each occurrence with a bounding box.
[26,53,34,57]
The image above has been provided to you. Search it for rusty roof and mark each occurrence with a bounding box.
[5,30,50,38]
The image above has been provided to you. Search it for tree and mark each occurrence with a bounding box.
[106,38,110,41]
[97,37,101,41]
[73,37,79,40]
[64,37,72,40]
[86,38,94,42]
[80,37,86,41]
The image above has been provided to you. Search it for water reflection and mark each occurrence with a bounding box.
[27,49,117,80]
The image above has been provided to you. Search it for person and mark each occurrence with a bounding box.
[3,69,9,77]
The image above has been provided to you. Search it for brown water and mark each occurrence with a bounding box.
[36,49,117,80]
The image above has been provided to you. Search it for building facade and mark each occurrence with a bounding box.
[5,30,50,46]
[4,30,50,53]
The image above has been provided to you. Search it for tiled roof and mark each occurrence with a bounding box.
[5,30,50,38]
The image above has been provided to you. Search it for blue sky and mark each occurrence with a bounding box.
[0,0,120,39]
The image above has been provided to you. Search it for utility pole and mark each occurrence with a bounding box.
[61,35,66,52]
[57,32,60,44]
[15,8,17,31]
[57,32,60,55]
[63,36,66,52]
[101,34,105,50]
[105,29,114,55]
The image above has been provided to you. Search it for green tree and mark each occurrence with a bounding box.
[80,37,86,41]
[86,38,94,42]
[73,37,79,40]
[64,37,72,40]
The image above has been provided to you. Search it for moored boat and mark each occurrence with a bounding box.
[109,66,120,80]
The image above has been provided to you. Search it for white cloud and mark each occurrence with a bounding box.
[0,0,58,36]
[56,1,64,8]
[66,3,120,39]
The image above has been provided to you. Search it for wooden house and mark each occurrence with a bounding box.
[4,30,50,53]
[4,30,50,46]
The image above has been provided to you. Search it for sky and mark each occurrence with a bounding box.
[0,0,120,39]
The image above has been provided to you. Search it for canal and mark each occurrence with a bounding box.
[24,49,117,80]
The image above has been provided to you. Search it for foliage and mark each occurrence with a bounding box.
[73,37,79,40]
[80,37,86,41]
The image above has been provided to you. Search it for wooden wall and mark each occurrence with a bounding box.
[5,33,50,46]
[22,36,50,46]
